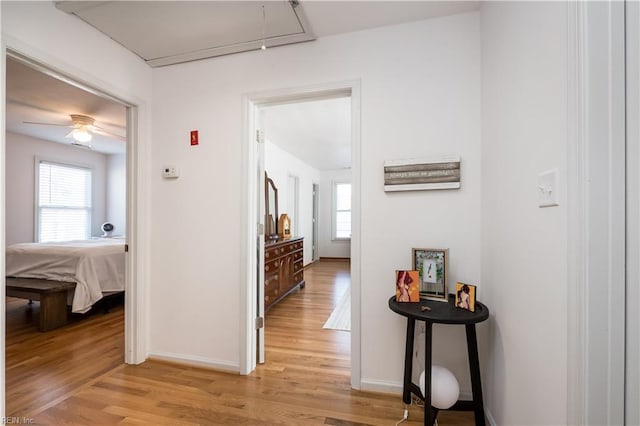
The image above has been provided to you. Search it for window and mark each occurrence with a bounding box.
[37,160,92,242]
[333,182,351,240]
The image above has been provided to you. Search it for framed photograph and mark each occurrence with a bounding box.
[455,282,476,312]
[395,270,420,302]
[412,248,448,302]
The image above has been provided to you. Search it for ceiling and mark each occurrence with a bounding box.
[261,96,351,170]
[6,57,127,154]
[55,0,480,67]
[5,1,480,162]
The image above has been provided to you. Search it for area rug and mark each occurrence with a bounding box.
[323,288,351,331]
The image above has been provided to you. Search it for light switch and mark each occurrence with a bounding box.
[538,168,559,207]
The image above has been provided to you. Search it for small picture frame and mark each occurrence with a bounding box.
[412,248,448,302]
[395,270,420,302]
[455,282,476,312]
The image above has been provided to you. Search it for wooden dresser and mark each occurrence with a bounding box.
[264,237,305,311]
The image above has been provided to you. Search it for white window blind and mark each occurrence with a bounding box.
[334,182,351,239]
[37,161,92,242]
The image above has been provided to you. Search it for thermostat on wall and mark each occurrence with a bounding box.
[162,166,180,179]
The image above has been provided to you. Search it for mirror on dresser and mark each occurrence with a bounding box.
[265,172,279,240]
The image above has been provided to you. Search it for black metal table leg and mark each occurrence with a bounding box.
[403,318,416,404]
[424,321,433,426]
[465,324,486,426]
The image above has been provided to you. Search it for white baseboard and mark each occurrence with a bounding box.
[359,378,473,400]
[360,378,404,394]
[485,407,497,426]
[147,351,239,373]
[359,378,496,421]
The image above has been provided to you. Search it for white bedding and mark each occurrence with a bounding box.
[6,239,125,314]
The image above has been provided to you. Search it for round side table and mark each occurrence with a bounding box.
[389,295,489,426]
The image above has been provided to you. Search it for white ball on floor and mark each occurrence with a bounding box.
[419,365,460,409]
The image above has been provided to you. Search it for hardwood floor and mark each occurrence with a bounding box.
[5,260,473,425]
[5,295,125,418]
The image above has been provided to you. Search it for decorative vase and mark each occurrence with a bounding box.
[278,214,291,239]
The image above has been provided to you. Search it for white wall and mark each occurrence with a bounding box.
[265,139,320,265]
[481,2,568,424]
[107,154,126,236]
[319,168,351,258]
[5,132,110,245]
[151,11,481,390]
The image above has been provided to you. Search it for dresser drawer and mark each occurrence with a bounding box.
[266,245,288,258]
[264,258,280,273]
[265,281,279,304]
[265,247,278,259]
[283,241,302,253]
[265,274,279,291]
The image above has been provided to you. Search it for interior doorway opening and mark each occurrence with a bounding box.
[242,81,361,389]
[2,49,139,416]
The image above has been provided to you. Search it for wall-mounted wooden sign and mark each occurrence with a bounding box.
[384,155,460,192]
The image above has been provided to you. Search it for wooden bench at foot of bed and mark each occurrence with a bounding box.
[6,278,76,332]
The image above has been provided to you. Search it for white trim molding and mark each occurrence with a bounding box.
[566,3,587,423]
[567,1,626,424]
[148,352,239,373]
[0,35,7,421]
[625,0,640,423]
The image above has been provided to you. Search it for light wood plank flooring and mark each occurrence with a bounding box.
[6,260,473,425]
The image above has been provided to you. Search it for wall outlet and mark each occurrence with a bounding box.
[162,166,180,179]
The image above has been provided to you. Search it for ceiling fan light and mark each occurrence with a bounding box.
[72,128,92,143]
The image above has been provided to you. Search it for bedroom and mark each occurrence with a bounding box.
[5,53,128,312]
[4,53,130,414]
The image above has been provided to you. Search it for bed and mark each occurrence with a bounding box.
[6,238,125,314]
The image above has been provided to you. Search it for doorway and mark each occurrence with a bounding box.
[2,50,141,415]
[241,81,361,389]
[259,94,352,368]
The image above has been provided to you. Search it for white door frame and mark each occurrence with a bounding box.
[287,174,299,237]
[625,1,640,423]
[567,1,627,423]
[1,40,150,417]
[1,39,6,420]
[257,127,266,364]
[240,80,362,389]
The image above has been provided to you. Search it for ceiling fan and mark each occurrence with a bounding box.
[24,114,125,147]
